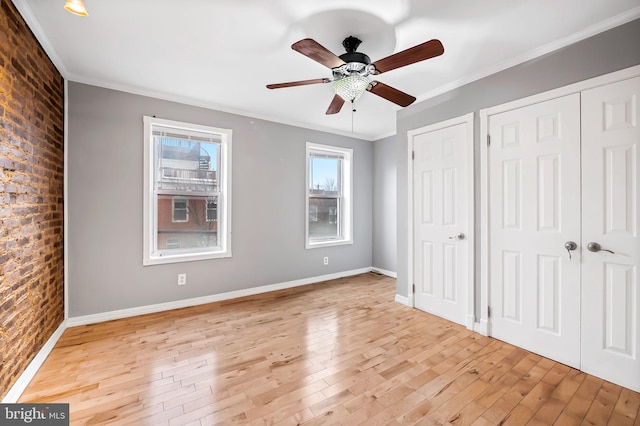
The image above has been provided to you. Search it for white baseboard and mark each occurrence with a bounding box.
[371,268,397,278]
[394,294,409,306]
[67,268,373,327]
[466,314,476,331]
[474,319,489,336]
[2,320,67,403]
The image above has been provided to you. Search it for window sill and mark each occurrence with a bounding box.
[143,250,231,266]
[305,239,353,250]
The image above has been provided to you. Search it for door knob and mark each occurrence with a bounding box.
[587,242,614,254]
[564,241,577,260]
[448,233,465,240]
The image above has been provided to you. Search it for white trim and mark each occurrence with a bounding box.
[67,268,372,327]
[12,0,640,141]
[406,130,414,308]
[466,315,476,331]
[395,294,410,306]
[372,268,397,278]
[406,113,475,327]
[305,142,353,249]
[479,109,490,336]
[71,75,379,141]
[142,116,232,266]
[474,320,489,337]
[10,0,69,76]
[2,321,67,403]
[484,64,640,116]
[465,114,476,330]
[478,64,640,340]
[64,79,69,320]
[11,0,372,141]
[5,268,387,402]
[413,7,640,106]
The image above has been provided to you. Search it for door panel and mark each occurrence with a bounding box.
[488,93,581,368]
[413,120,470,326]
[581,76,640,392]
[537,255,560,334]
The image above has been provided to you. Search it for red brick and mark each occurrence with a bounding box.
[0,0,64,399]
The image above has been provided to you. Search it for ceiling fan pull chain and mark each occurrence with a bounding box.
[351,100,355,133]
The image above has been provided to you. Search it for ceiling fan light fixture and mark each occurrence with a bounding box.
[64,0,88,16]
[333,75,369,102]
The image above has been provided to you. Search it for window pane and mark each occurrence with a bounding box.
[156,136,219,193]
[308,156,341,195]
[305,143,352,249]
[166,238,181,249]
[309,204,318,222]
[157,195,218,251]
[308,197,339,239]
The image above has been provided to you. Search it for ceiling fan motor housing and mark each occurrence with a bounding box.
[335,55,374,81]
[333,36,375,81]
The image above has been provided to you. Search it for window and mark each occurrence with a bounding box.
[206,198,218,222]
[306,142,352,248]
[143,116,232,265]
[172,198,188,222]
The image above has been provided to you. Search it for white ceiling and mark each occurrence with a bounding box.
[14,0,640,140]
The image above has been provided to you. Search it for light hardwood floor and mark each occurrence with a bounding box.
[20,273,640,425]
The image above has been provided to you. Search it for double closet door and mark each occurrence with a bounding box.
[488,76,640,392]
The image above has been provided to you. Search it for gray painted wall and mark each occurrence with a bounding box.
[372,135,397,273]
[68,82,373,317]
[396,18,640,299]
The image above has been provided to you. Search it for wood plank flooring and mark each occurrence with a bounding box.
[20,273,640,425]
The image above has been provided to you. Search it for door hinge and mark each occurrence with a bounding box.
[487,135,491,147]
[488,306,492,318]
[411,150,415,160]
[412,284,415,293]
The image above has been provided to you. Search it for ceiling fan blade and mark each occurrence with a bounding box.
[266,78,331,89]
[367,81,416,107]
[292,38,346,69]
[372,39,444,74]
[326,94,345,115]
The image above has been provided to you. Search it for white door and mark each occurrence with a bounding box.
[412,116,472,327]
[488,94,582,368]
[581,76,640,392]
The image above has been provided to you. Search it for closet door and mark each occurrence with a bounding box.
[581,76,640,392]
[412,116,472,327]
[488,93,581,368]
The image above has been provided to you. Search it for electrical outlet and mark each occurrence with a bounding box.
[178,273,187,285]
[323,257,329,265]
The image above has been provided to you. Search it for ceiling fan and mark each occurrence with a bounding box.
[266,36,444,114]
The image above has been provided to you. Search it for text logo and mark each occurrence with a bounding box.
[0,404,69,425]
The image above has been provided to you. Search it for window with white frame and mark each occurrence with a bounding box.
[306,142,352,248]
[172,198,188,222]
[143,116,232,265]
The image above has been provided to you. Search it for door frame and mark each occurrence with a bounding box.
[407,112,475,330]
[479,64,640,337]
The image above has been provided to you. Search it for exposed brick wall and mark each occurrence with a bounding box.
[0,0,64,399]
